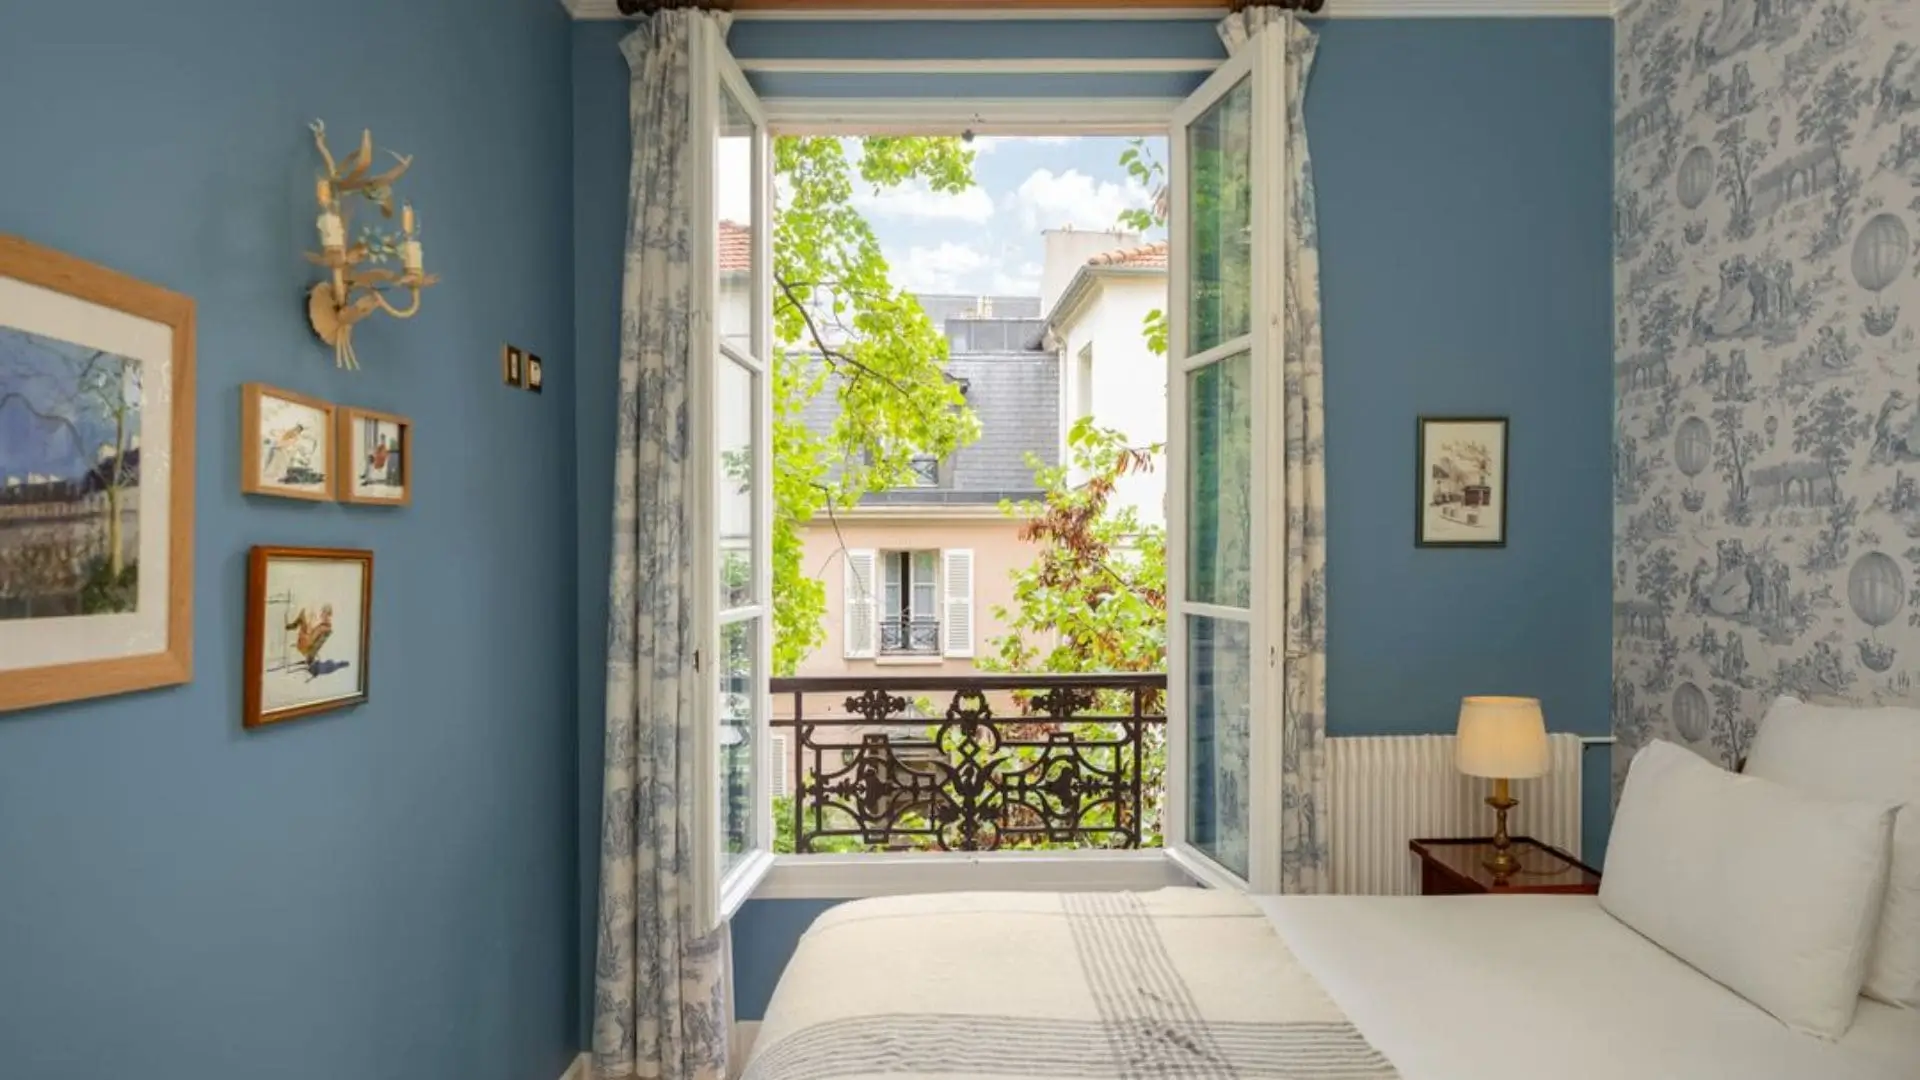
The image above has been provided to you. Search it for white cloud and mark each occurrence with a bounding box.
[852,179,995,224]
[990,260,1045,297]
[891,242,993,294]
[1009,168,1151,232]
[971,135,1081,155]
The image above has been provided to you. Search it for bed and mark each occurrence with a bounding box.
[742,888,1920,1080]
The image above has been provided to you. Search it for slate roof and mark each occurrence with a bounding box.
[796,298,1058,506]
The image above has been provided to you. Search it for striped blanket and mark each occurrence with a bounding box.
[743,888,1399,1080]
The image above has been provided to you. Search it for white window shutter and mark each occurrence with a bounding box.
[769,732,790,798]
[844,549,878,659]
[942,548,974,658]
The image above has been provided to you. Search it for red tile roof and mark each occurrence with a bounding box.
[1085,240,1168,270]
[720,220,750,272]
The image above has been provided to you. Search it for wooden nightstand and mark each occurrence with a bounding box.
[1409,837,1601,895]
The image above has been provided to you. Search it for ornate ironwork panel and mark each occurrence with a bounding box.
[771,673,1166,853]
[878,615,941,655]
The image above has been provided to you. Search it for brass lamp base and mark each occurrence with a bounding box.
[1483,777,1521,880]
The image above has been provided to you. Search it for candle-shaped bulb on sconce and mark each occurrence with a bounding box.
[316,177,346,254]
[399,203,424,278]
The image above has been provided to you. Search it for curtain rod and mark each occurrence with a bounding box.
[617,1,1326,17]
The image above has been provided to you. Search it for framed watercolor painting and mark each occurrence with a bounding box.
[336,405,410,506]
[0,234,195,713]
[244,545,372,728]
[241,383,334,501]
[1416,416,1509,548]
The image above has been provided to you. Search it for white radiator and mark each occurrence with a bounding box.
[1326,733,1583,895]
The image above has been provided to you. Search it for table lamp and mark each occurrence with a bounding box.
[1456,695,1550,877]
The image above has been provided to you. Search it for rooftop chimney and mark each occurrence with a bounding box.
[1040,227,1139,319]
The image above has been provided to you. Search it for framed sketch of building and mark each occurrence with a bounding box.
[1417,416,1508,548]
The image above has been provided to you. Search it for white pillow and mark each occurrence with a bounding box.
[1745,695,1920,1006]
[1600,739,1896,1038]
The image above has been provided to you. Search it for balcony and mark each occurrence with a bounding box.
[769,672,1166,854]
[878,614,941,655]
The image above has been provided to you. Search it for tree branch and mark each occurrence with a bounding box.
[776,274,925,406]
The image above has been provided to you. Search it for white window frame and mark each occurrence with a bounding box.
[878,548,941,656]
[692,18,778,929]
[1075,343,1096,425]
[747,91,1271,901]
[1163,32,1289,897]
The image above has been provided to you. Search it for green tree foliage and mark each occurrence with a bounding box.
[985,420,1167,680]
[770,136,983,673]
[1115,137,1170,355]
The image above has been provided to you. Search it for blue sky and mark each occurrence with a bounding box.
[853,135,1166,298]
[718,135,1167,302]
[0,328,132,483]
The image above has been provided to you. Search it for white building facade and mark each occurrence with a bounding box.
[1039,228,1169,529]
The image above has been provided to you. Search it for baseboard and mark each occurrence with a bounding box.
[731,1021,761,1078]
[560,1052,589,1080]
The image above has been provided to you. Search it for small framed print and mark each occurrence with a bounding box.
[526,354,544,393]
[502,344,524,387]
[244,545,371,728]
[1416,416,1508,548]
[336,405,411,506]
[241,383,334,501]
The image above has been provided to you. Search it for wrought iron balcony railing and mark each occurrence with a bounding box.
[878,614,941,655]
[770,672,1167,854]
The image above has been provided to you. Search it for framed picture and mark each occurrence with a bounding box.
[0,235,196,713]
[335,405,410,506]
[241,383,334,501]
[244,545,371,728]
[526,354,544,394]
[502,344,524,388]
[1416,416,1509,548]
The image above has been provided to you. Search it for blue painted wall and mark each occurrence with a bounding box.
[0,3,580,1079]
[570,16,1615,1025]
[1308,19,1616,865]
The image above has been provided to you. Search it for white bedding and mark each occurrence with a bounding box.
[1258,894,1920,1080]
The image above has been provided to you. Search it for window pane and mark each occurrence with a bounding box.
[1186,352,1252,608]
[883,553,903,617]
[717,84,756,357]
[908,454,940,487]
[1186,76,1253,356]
[1187,614,1251,880]
[720,615,758,873]
[719,355,756,611]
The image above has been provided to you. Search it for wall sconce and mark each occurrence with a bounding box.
[305,121,438,369]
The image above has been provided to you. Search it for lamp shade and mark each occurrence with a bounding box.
[1456,696,1550,779]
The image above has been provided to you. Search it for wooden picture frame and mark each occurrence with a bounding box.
[502,344,524,388]
[335,405,411,507]
[526,354,544,394]
[244,545,372,728]
[1416,416,1509,548]
[0,234,196,713]
[241,383,335,501]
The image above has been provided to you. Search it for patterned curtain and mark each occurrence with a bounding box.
[594,12,732,1080]
[1219,10,1330,894]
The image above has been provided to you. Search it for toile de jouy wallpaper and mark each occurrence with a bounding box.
[1613,0,1920,786]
